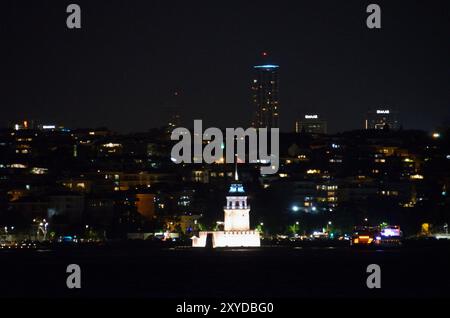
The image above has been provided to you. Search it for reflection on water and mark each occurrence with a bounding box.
[36,249,52,253]
[221,248,261,252]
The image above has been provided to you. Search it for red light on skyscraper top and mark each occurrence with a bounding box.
[262,52,268,57]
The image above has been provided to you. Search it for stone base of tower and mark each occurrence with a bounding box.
[192,231,260,248]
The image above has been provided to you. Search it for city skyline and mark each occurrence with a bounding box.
[2,0,450,133]
[2,106,443,135]
[1,0,450,304]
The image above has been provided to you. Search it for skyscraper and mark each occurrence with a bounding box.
[251,55,280,129]
[295,114,328,134]
[165,91,182,135]
[365,109,400,130]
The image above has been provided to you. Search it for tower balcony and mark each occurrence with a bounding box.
[224,205,251,210]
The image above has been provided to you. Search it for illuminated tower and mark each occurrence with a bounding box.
[191,167,260,248]
[252,53,280,129]
[224,181,250,231]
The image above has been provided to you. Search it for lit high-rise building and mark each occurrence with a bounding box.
[165,91,182,135]
[365,109,399,130]
[251,54,280,129]
[295,114,328,134]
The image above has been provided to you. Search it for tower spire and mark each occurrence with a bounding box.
[234,154,239,181]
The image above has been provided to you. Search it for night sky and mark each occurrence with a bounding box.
[2,0,450,133]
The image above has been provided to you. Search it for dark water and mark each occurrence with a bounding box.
[1,244,449,298]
